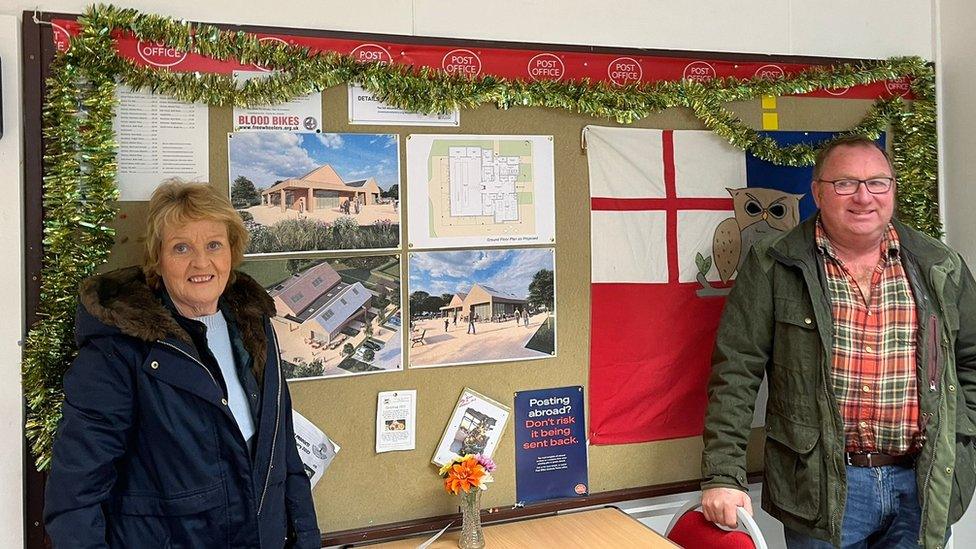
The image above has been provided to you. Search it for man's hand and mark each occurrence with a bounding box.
[701,487,753,528]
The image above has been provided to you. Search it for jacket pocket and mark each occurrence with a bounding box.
[772,298,818,372]
[950,414,976,523]
[110,483,226,549]
[764,411,823,521]
[926,314,943,393]
[116,482,223,516]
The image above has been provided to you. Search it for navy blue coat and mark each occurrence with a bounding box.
[43,267,321,548]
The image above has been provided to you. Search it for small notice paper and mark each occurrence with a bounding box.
[376,390,417,453]
[113,84,209,201]
[292,411,340,488]
[348,83,459,126]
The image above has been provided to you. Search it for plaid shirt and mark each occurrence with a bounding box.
[816,220,922,455]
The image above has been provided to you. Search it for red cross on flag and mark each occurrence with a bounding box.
[586,126,743,444]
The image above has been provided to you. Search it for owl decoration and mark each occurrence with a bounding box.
[713,187,803,283]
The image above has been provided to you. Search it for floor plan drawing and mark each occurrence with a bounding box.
[448,145,521,222]
[408,134,556,249]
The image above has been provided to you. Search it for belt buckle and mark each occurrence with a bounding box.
[846,452,874,467]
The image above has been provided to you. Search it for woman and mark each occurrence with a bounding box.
[44,182,320,548]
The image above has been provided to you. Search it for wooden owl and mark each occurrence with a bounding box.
[713,187,803,283]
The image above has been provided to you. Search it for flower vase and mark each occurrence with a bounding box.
[458,489,485,549]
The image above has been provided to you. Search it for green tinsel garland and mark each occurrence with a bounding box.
[23,3,941,470]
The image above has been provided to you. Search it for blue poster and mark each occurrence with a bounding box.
[514,386,588,504]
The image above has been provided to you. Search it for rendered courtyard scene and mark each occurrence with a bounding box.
[408,249,555,367]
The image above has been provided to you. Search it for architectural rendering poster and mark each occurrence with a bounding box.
[406,134,555,249]
[432,388,511,467]
[229,131,401,255]
[238,255,402,380]
[407,248,556,368]
[514,386,588,504]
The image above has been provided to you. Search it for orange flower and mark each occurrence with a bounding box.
[443,458,486,495]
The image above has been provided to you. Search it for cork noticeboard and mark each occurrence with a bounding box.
[23,14,887,543]
[101,88,879,534]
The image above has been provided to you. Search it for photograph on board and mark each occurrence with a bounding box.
[432,388,511,466]
[229,131,401,254]
[238,254,402,380]
[408,247,556,368]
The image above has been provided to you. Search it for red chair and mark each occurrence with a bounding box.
[665,495,767,549]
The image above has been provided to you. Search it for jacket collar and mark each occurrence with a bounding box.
[770,215,950,269]
[78,266,277,383]
[768,215,819,270]
[889,218,951,267]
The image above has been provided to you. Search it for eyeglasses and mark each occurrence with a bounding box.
[817,177,894,195]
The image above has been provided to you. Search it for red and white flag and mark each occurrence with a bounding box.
[587,126,763,444]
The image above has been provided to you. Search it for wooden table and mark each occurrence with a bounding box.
[364,507,679,548]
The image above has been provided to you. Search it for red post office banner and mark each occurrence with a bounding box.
[51,19,914,100]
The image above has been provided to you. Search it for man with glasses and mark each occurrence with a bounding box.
[698,136,976,548]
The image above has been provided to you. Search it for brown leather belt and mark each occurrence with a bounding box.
[845,452,917,468]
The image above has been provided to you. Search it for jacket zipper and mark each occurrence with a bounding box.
[928,314,940,391]
[919,390,943,544]
[257,327,282,517]
[157,340,220,389]
[918,309,945,545]
[158,339,279,518]
[814,289,844,540]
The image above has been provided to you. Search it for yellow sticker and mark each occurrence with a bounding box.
[761,95,777,109]
[762,112,779,130]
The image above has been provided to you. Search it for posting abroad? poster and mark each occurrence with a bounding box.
[514,386,587,504]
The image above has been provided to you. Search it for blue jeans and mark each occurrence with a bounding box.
[784,465,922,548]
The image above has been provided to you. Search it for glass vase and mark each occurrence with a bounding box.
[458,489,485,549]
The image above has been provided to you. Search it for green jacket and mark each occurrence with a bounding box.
[701,216,976,548]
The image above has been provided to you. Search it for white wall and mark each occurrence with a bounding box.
[0,0,934,57]
[939,0,976,263]
[0,13,24,549]
[0,1,938,546]
[937,0,976,539]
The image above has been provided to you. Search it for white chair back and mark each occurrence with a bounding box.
[664,494,767,549]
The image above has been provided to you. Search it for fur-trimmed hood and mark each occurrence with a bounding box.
[76,266,277,382]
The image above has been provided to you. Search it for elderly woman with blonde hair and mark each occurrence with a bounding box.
[44,181,320,548]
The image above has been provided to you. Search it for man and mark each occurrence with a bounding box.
[700,136,976,548]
